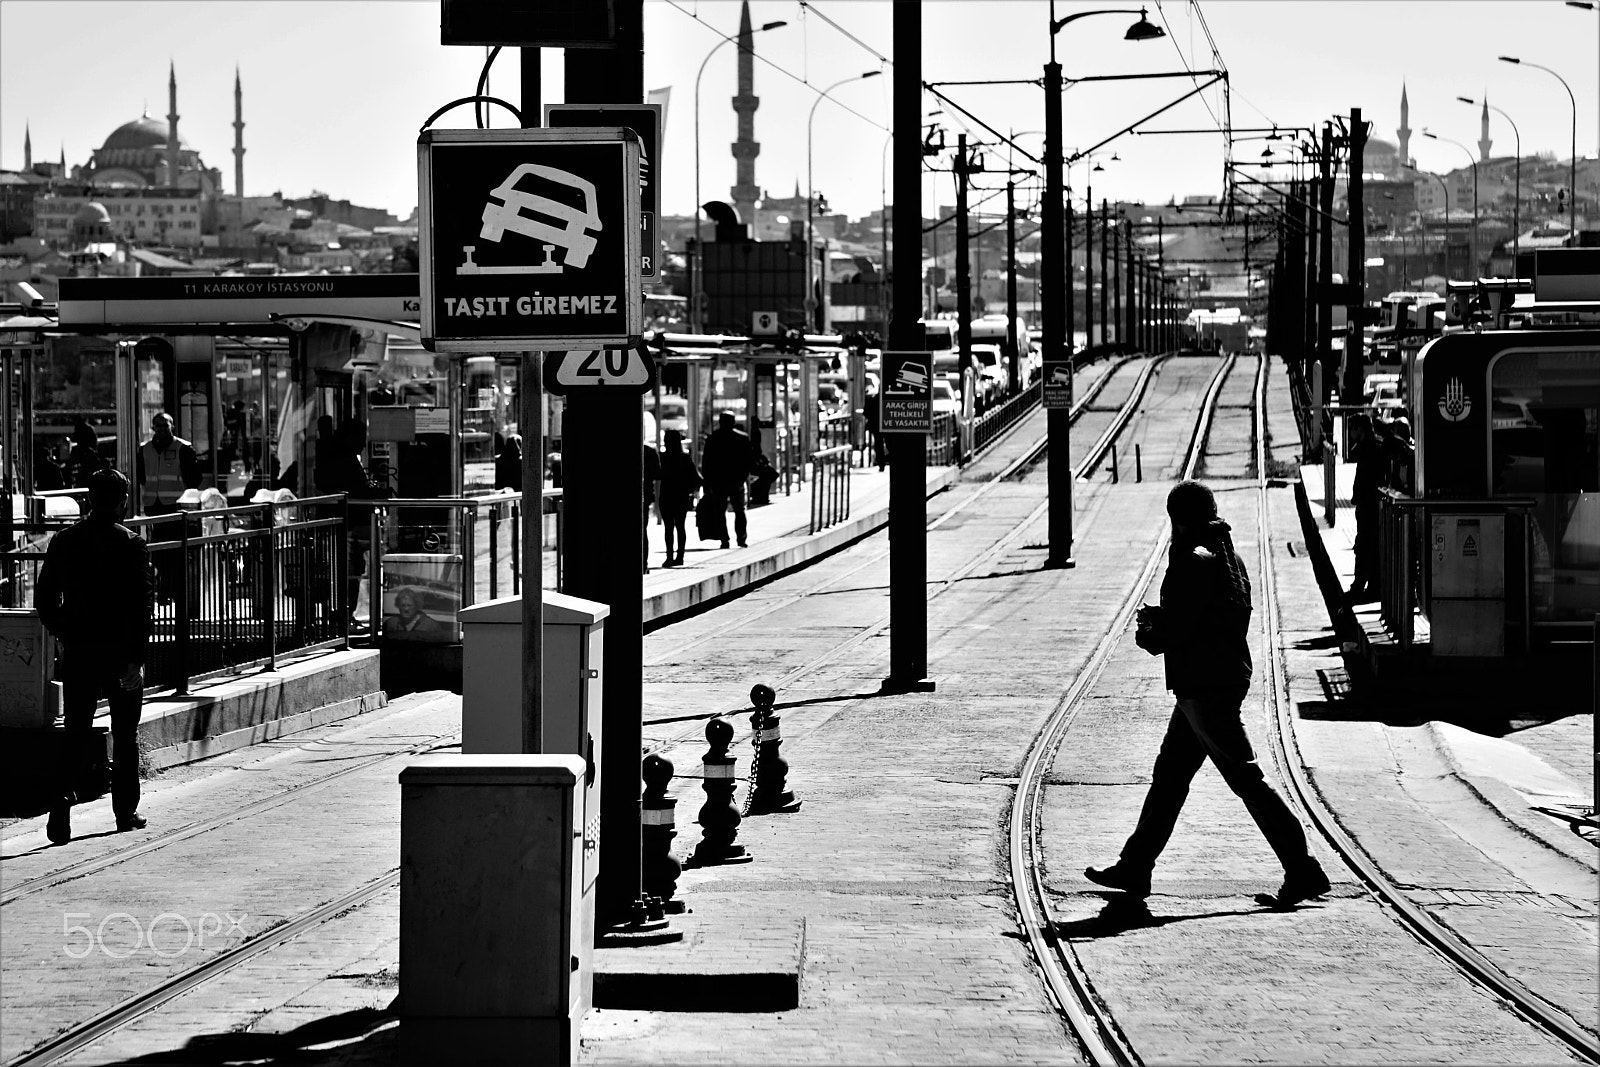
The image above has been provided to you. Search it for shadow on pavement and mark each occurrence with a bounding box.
[1049,895,1265,939]
[108,1004,397,1065]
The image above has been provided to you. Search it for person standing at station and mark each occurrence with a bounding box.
[641,438,661,573]
[656,429,702,568]
[135,411,201,516]
[35,468,156,845]
[700,412,753,550]
[494,433,523,492]
[1345,414,1388,603]
[1086,480,1330,910]
[65,418,108,488]
[324,420,387,625]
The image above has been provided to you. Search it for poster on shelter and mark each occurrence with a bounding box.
[379,554,463,643]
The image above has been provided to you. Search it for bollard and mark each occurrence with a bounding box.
[1135,443,1143,483]
[744,684,802,815]
[641,754,684,914]
[686,718,752,868]
[1109,443,1119,484]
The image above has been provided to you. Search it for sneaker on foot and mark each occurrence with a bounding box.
[116,812,148,832]
[1084,863,1150,897]
[46,804,71,846]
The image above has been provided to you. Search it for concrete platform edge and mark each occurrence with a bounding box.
[645,466,960,625]
[127,649,383,763]
[142,688,390,772]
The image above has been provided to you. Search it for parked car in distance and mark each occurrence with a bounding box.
[931,377,961,416]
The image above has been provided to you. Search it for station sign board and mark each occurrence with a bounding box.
[546,104,661,277]
[1041,361,1074,410]
[57,274,420,328]
[417,126,642,352]
[880,350,933,434]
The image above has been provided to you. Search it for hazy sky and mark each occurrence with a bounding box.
[2,1,1595,224]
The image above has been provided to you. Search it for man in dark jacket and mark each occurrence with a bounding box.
[1086,480,1330,910]
[700,413,753,549]
[1346,415,1388,602]
[35,469,156,845]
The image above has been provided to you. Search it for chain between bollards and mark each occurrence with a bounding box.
[744,683,802,815]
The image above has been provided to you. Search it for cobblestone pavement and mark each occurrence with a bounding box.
[2,359,1591,1065]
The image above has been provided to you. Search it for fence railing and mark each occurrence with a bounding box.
[3,494,351,696]
[972,380,1042,454]
[808,445,852,535]
[358,489,564,643]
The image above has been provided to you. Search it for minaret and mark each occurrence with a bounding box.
[233,66,246,196]
[729,1,761,222]
[166,61,181,187]
[23,123,31,171]
[1396,82,1411,169]
[1478,97,1493,161]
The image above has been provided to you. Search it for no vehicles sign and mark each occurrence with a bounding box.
[418,127,643,352]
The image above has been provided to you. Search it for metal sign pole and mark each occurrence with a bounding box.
[885,1,933,693]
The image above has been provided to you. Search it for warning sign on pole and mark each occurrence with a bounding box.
[417,126,643,352]
[1042,361,1074,410]
[880,351,934,434]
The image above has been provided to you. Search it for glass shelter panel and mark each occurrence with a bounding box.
[1490,348,1600,623]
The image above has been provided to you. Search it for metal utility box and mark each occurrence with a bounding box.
[1429,513,1506,656]
[400,755,590,1064]
[458,592,606,898]
[0,611,58,729]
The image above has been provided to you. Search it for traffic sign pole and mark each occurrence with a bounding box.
[884,2,933,694]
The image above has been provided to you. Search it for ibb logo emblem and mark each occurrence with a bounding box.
[1437,376,1472,423]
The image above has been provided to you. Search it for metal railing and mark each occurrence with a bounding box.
[928,412,961,466]
[1377,491,1535,652]
[3,494,351,696]
[972,380,1042,454]
[358,489,564,643]
[808,443,852,535]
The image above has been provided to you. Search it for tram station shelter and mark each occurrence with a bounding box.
[2,274,861,520]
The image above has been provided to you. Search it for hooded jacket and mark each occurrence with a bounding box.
[1144,518,1253,696]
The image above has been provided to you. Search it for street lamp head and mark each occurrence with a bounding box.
[861,70,883,81]
[1124,8,1166,41]
[1498,55,1521,64]
[1456,96,1475,106]
[759,20,788,31]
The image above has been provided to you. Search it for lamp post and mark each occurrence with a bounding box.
[806,70,882,332]
[1409,164,1451,283]
[1042,2,1162,568]
[1500,55,1578,244]
[1457,95,1520,262]
[693,18,787,333]
[1423,130,1478,278]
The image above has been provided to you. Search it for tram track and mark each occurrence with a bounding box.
[640,356,1152,744]
[0,723,458,908]
[1005,351,1598,1065]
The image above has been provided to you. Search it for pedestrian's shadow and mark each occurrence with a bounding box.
[106,1003,396,1065]
[1051,894,1260,939]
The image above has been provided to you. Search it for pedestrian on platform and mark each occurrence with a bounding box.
[494,433,523,492]
[325,420,387,625]
[1345,414,1387,603]
[642,438,661,573]
[1386,416,1414,497]
[864,388,886,470]
[701,412,753,550]
[65,418,108,489]
[657,429,701,568]
[1086,480,1330,910]
[35,468,156,845]
[135,411,200,516]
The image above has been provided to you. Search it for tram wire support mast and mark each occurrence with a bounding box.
[883,0,934,694]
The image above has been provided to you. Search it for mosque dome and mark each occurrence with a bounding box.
[74,201,112,226]
[99,115,187,153]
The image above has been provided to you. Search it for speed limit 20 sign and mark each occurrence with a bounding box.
[542,344,657,395]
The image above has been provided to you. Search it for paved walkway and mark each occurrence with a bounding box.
[1,365,1592,1065]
